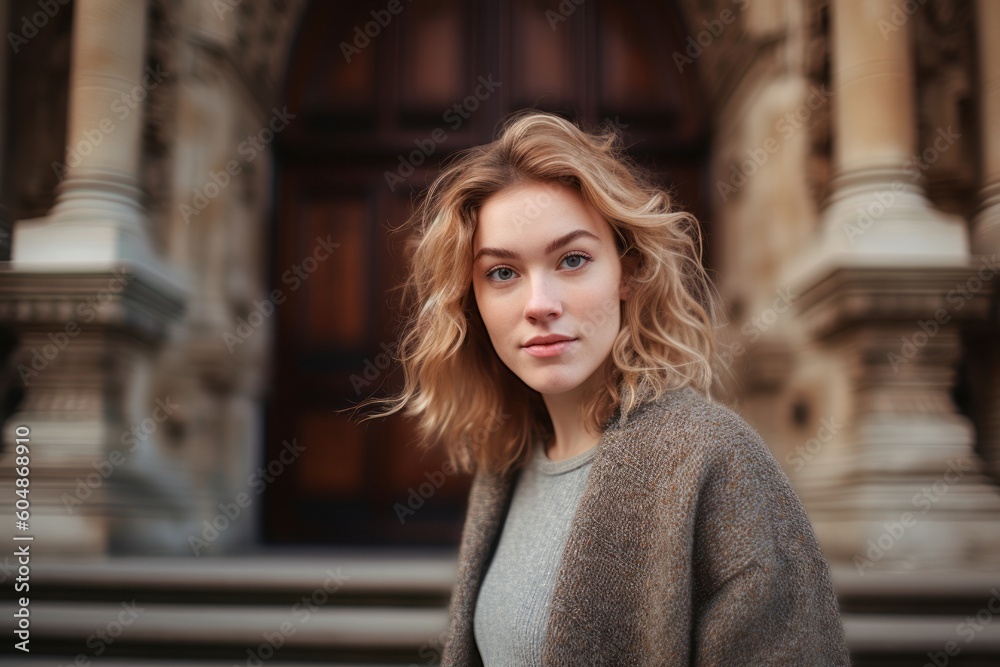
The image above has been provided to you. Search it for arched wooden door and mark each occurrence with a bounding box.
[266,0,711,546]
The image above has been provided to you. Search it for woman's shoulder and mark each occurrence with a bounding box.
[616,386,778,474]
[617,387,807,526]
[622,386,765,447]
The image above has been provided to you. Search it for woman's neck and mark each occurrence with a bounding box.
[541,386,604,462]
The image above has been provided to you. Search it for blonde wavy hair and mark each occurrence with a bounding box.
[349,109,724,477]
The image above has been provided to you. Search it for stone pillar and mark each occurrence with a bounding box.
[972,0,1000,255]
[0,0,189,555]
[792,0,969,280]
[968,0,1000,482]
[0,4,10,259]
[12,0,160,268]
[783,0,1000,572]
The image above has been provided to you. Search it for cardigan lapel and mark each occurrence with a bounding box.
[543,388,692,664]
[443,463,519,666]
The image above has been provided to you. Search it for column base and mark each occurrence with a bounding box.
[812,492,1000,574]
[972,184,1000,256]
[787,264,1000,573]
[782,167,970,292]
[0,266,190,555]
[11,214,187,297]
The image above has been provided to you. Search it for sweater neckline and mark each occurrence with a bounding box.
[531,438,599,476]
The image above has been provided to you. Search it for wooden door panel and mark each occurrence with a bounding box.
[398,0,471,110]
[268,0,711,546]
[302,198,368,347]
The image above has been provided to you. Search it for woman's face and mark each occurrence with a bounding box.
[471,180,628,399]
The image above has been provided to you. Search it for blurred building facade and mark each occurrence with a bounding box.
[1,0,1000,663]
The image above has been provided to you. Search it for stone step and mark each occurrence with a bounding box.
[4,661,406,666]
[3,554,999,665]
[18,551,456,606]
[843,614,1000,666]
[831,565,1000,666]
[1,600,449,663]
[7,602,1000,665]
[2,551,455,663]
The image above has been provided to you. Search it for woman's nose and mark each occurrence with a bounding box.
[523,276,563,321]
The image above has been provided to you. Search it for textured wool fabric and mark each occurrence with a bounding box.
[474,438,599,664]
[441,385,852,666]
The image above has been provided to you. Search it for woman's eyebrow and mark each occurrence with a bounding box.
[473,229,600,263]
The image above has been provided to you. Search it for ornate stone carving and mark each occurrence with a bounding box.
[230,0,309,107]
[805,0,832,207]
[913,0,977,218]
[144,0,181,253]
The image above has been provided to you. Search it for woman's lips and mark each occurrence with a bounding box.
[522,339,576,357]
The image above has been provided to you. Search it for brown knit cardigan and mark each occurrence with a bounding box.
[440,386,851,665]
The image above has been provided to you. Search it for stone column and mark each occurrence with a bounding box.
[0,5,10,259]
[968,0,1000,482]
[793,0,968,279]
[972,0,1000,256]
[0,0,189,555]
[12,0,159,267]
[783,0,1000,573]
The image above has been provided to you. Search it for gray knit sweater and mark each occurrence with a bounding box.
[441,385,852,665]
[473,438,598,663]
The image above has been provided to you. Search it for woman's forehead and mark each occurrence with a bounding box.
[476,183,603,234]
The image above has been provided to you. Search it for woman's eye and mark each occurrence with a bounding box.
[561,253,591,269]
[485,266,517,282]
[484,253,591,283]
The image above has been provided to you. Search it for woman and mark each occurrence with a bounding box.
[354,110,851,665]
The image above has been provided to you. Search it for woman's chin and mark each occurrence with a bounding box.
[521,375,586,398]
